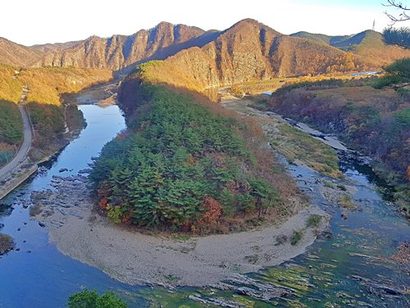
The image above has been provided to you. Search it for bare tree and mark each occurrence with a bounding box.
[384,1,410,23]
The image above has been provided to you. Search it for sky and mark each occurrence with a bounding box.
[1,0,409,46]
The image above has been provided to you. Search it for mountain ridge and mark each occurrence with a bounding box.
[0,18,409,77]
[137,19,371,93]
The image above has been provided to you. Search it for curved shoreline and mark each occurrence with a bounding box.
[31,174,329,287]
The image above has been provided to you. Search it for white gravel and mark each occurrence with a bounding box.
[32,177,329,287]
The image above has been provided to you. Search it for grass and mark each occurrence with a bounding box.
[272,124,341,178]
[228,73,370,98]
[338,195,356,210]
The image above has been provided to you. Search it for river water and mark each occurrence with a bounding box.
[0,104,146,307]
[0,97,409,307]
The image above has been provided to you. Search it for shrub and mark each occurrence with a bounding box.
[306,214,322,228]
[290,230,304,246]
[68,290,127,308]
[374,58,410,88]
[275,234,288,246]
[106,206,123,224]
[394,108,410,127]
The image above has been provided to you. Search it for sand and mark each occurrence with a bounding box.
[31,175,329,287]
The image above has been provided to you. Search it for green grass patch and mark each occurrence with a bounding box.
[338,195,356,210]
[275,124,341,178]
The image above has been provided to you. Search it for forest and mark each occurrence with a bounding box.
[90,83,298,233]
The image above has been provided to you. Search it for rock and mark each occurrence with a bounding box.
[38,222,46,228]
[59,168,69,173]
[0,233,15,255]
[216,274,292,301]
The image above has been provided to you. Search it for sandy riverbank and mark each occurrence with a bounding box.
[30,174,329,287]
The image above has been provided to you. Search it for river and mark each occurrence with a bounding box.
[0,93,409,307]
[0,103,147,307]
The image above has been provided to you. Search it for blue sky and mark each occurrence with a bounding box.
[1,0,408,45]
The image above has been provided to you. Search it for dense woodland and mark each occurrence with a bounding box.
[91,83,299,233]
[0,100,23,166]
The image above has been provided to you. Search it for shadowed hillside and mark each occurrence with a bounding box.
[33,22,207,70]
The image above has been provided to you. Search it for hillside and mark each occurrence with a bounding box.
[1,20,409,77]
[292,30,410,66]
[291,31,350,46]
[0,65,112,104]
[0,38,43,67]
[137,19,369,94]
[0,65,111,165]
[33,22,207,70]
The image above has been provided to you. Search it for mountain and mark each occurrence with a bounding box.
[0,37,43,67]
[291,31,350,46]
[292,30,410,66]
[33,22,209,70]
[1,19,409,77]
[138,19,368,93]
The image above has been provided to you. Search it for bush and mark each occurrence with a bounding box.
[68,290,127,308]
[290,230,304,246]
[374,58,410,89]
[306,214,322,228]
[394,108,410,127]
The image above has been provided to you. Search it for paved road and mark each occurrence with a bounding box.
[0,93,33,182]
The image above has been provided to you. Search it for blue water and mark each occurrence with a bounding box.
[0,104,146,307]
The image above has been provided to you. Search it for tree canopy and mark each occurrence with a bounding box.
[90,84,284,233]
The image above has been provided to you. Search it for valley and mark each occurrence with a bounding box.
[0,11,409,308]
[0,84,409,306]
